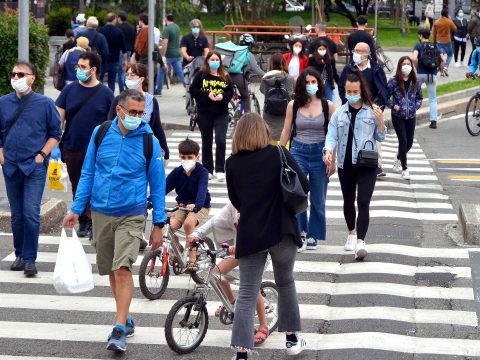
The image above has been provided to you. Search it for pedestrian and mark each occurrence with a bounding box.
[180,18,209,67]
[279,67,335,252]
[133,13,153,66]
[347,15,377,62]
[76,16,110,66]
[467,8,480,65]
[99,12,127,92]
[432,9,457,75]
[260,53,295,142]
[190,51,234,181]
[117,10,136,92]
[307,40,339,101]
[58,36,89,86]
[107,63,169,164]
[452,7,468,67]
[339,42,389,177]
[468,46,480,75]
[386,56,423,180]
[412,27,446,129]
[0,61,61,276]
[226,113,309,359]
[424,0,434,28]
[156,14,186,96]
[323,70,386,260]
[63,89,167,353]
[62,29,76,53]
[56,51,114,238]
[73,13,87,37]
[283,37,309,79]
[307,22,339,62]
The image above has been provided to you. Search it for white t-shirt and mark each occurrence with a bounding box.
[154,27,161,46]
[288,55,300,79]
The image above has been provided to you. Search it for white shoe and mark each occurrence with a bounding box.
[297,232,307,253]
[344,234,357,251]
[355,241,368,260]
[461,61,467,67]
[454,61,461,67]
[208,173,214,180]
[392,159,402,174]
[215,172,225,182]
[286,334,307,356]
[401,169,410,180]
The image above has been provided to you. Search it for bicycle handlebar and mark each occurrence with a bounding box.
[165,206,192,213]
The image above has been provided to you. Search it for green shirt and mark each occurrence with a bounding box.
[163,23,181,58]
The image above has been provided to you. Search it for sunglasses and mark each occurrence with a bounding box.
[11,72,33,79]
[120,105,145,117]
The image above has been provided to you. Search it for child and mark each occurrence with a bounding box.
[166,138,211,273]
[188,202,271,346]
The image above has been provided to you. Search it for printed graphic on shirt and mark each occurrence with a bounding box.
[201,78,228,95]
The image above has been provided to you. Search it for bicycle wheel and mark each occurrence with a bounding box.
[164,296,209,354]
[190,103,198,132]
[252,94,261,114]
[191,237,216,284]
[138,249,169,300]
[226,100,239,139]
[466,95,480,136]
[257,281,279,333]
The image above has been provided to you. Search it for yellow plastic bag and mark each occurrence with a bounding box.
[48,159,68,192]
[425,18,430,30]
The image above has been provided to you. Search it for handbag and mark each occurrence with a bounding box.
[348,114,378,168]
[277,145,308,214]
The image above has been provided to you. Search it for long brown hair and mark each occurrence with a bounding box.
[313,41,332,65]
[269,52,288,72]
[232,113,271,155]
[126,63,148,92]
[294,67,325,107]
[345,70,372,106]
[395,56,417,95]
[201,50,230,82]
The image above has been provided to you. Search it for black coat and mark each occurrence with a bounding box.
[226,145,309,258]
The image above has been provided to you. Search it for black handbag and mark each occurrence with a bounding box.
[277,145,308,214]
[348,114,378,168]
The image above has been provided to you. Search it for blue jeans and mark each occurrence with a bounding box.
[417,73,437,122]
[437,42,453,66]
[155,57,186,94]
[117,51,131,92]
[3,163,47,262]
[100,61,120,92]
[325,79,335,102]
[290,139,328,241]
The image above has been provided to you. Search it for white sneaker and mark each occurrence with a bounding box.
[401,169,410,180]
[215,172,225,182]
[297,232,307,253]
[355,241,368,260]
[344,234,357,251]
[461,61,467,67]
[208,173,214,180]
[286,334,307,356]
[392,159,402,174]
[454,61,461,67]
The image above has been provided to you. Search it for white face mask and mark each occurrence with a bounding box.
[11,77,30,93]
[125,79,141,90]
[293,46,302,55]
[181,160,196,173]
[318,49,327,56]
[401,64,412,75]
[352,52,365,65]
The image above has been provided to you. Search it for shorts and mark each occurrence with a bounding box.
[172,207,210,226]
[91,211,145,275]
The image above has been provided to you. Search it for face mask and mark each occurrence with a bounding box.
[125,79,141,90]
[318,49,327,56]
[458,12,464,18]
[121,114,142,131]
[346,94,362,105]
[306,84,318,96]
[11,77,30,93]
[209,60,220,70]
[76,68,92,82]
[401,65,412,75]
[353,52,365,65]
[181,160,196,173]
[293,46,302,55]
[192,27,200,35]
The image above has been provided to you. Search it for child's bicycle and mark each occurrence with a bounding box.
[138,206,215,300]
[164,241,279,354]
[465,73,480,136]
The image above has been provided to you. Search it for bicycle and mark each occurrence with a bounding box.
[465,84,480,136]
[164,241,279,354]
[375,40,394,74]
[138,206,216,300]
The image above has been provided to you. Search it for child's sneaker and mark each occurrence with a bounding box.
[306,238,317,250]
[286,333,307,356]
[106,327,126,353]
[185,261,199,274]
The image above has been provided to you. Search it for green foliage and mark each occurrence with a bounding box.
[45,7,73,36]
[0,10,50,95]
[167,1,200,26]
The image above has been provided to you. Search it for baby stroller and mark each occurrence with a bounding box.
[184,56,205,131]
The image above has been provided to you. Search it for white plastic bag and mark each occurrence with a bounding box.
[53,228,94,294]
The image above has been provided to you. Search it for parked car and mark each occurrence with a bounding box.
[286,0,305,11]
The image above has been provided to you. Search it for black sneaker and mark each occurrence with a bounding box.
[24,262,37,277]
[376,167,386,177]
[77,226,89,238]
[10,256,24,271]
[429,121,437,129]
[139,235,148,251]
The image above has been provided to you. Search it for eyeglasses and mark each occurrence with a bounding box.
[74,64,92,71]
[120,105,145,117]
[11,72,33,79]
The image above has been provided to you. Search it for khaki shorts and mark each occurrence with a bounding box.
[172,207,210,226]
[91,211,145,275]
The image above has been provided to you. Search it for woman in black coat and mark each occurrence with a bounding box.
[226,113,309,359]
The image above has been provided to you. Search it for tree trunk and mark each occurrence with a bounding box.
[78,0,85,12]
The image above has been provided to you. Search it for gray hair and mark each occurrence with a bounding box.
[190,18,203,29]
[316,23,327,32]
[86,16,99,29]
[118,89,145,107]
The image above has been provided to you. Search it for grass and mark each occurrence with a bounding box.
[422,78,480,98]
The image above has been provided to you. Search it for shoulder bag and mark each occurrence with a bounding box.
[2,94,35,142]
[347,113,378,168]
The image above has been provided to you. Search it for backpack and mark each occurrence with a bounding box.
[214,41,250,74]
[264,79,290,116]
[420,42,441,72]
[94,120,154,172]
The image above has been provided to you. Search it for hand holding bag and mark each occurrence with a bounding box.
[348,114,378,168]
[277,145,308,214]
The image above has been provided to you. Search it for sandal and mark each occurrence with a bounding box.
[254,327,270,346]
[184,261,198,274]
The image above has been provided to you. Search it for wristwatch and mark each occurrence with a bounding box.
[153,222,165,229]
[38,151,48,160]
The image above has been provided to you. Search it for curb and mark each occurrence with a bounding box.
[459,204,480,245]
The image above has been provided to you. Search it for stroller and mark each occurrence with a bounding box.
[184,56,205,131]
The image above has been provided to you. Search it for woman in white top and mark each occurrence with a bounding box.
[282,38,308,79]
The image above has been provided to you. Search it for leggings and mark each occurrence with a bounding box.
[454,40,467,62]
[338,165,376,240]
[197,111,228,174]
[230,73,250,113]
[391,115,416,170]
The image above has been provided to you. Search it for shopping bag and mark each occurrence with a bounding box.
[425,18,430,30]
[47,159,68,192]
[53,228,94,294]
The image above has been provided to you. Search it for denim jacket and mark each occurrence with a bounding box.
[386,78,423,119]
[324,103,387,169]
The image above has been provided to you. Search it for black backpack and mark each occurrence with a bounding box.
[94,120,153,172]
[264,79,290,116]
[420,42,441,72]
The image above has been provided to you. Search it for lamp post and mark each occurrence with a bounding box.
[18,0,29,61]
[148,0,155,94]
[374,0,379,38]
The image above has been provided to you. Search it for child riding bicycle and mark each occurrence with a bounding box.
[188,201,271,345]
[165,138,210,273]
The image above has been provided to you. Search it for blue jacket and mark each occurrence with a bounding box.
[469,48,480,74]
[386,77,423,119]
[324,103,387,169]
[71,118,167,224]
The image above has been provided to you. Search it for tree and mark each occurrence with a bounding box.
[325,0,373,26]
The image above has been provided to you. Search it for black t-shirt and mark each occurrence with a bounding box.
[308,36,338,56]
[118,22,136,52]
[347,30,377,62]
[345,105,361,168]
[180,34,209,66]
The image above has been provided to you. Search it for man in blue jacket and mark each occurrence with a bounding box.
[63,89,166,353]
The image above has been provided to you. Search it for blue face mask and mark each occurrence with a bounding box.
[120,112,142,131]
[458,12,464,18]
[346,94,362,105]
[192,27,200,35]
[306,84,318,96]
[75,68,91,82]
[209,60,220,70]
